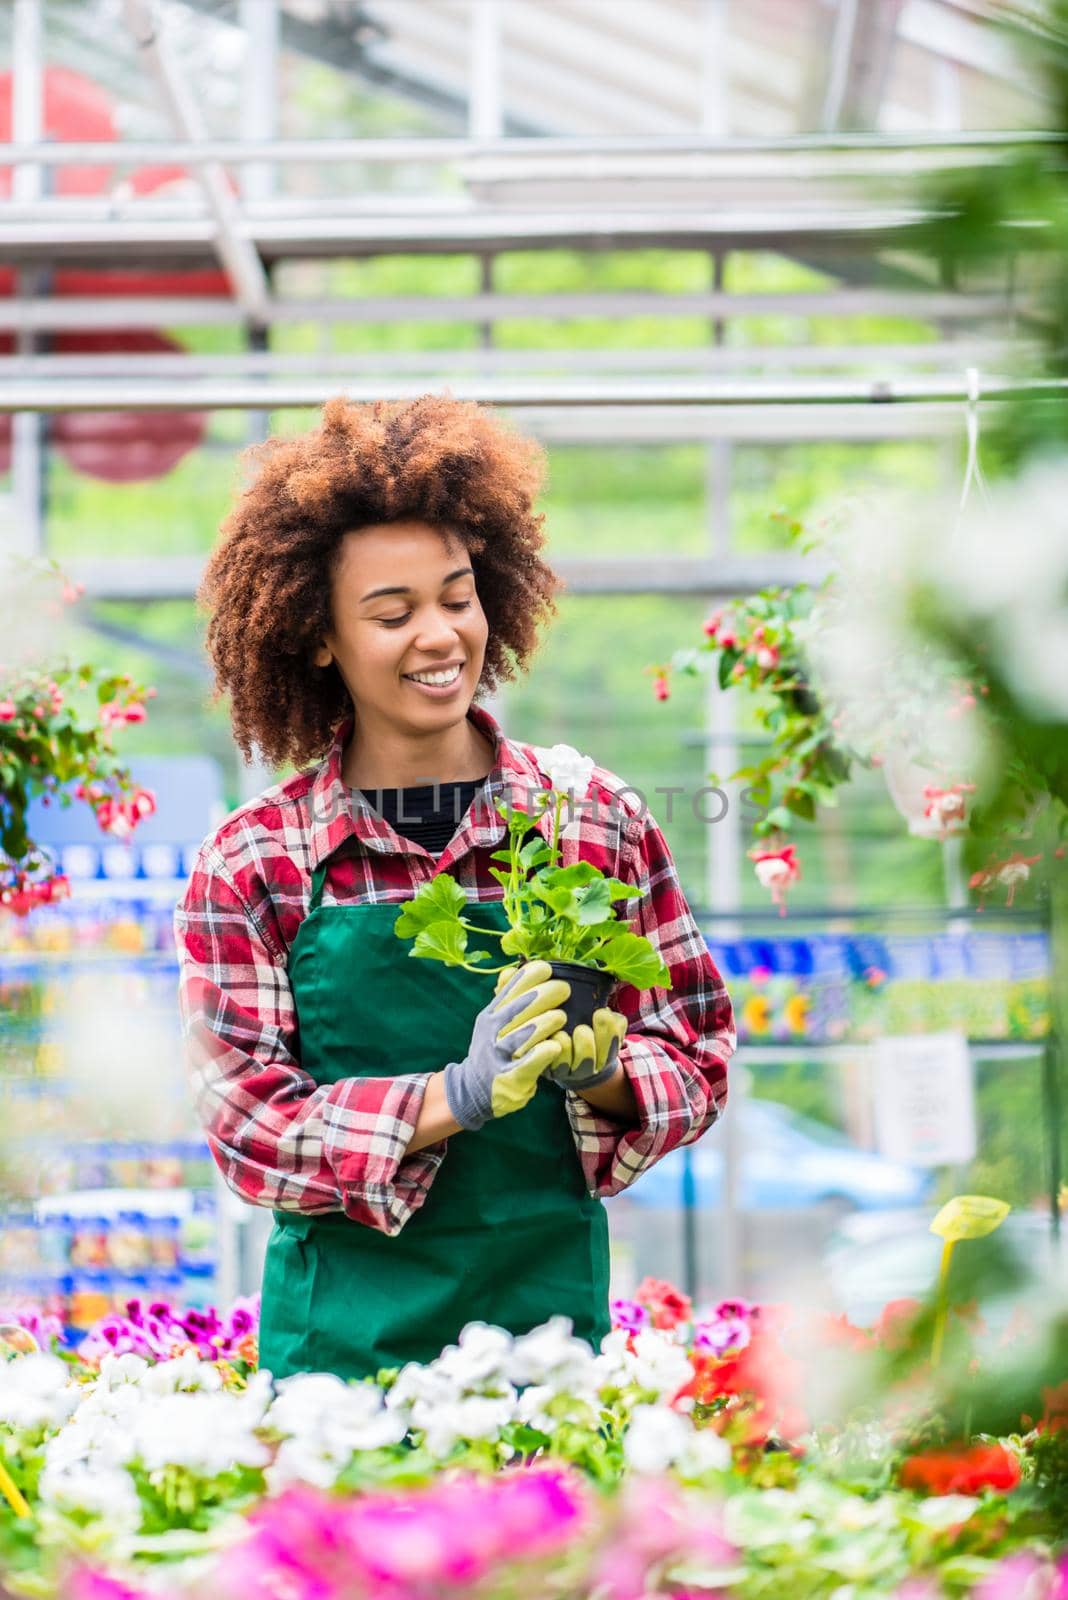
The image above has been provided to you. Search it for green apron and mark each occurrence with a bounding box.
[258,846,611,1381]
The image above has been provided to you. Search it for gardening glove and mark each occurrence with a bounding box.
[442,960,570,1131]
[544,1008,628,1091]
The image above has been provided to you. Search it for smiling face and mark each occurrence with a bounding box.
[313,519,490,754]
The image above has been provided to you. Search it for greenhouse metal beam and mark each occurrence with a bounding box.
[0,373,1058,412]
[0,288,1013,332]
[70,553,828,604]
[121,0,270,324]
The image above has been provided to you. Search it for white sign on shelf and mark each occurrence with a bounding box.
[872,1031,977,1168]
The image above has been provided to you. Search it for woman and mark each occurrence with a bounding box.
[174,395,735,1382]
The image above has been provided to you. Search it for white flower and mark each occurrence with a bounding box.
[621,1329,693,1400]
[0,1354,78,1432]
[140,1350,222,1395]
[385,1361,461,1422]
[37,1463,141,1531]
[531,743,596,800]
[623,1403,691,1473]
[912,1493,981,1529]
[509,1316,596,1390]
[95,1353,149,1390]
[434,1322,514,1390]
[415,1392,517,1459]
[266,1373,407,1489]
[131,1392,270,1477]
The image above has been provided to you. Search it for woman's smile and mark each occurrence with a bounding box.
[402,660,465,696]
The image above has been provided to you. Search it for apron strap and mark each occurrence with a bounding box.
[308,858,330,914]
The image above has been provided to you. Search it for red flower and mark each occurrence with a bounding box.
[634,1276,692,1331]
[872,1298,923,1351]
[900,1442,1020,1497]
[680,1333,808,1444]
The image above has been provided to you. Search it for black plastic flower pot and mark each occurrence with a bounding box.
[546,960,614,1033]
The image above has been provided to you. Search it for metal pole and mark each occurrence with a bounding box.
[9,1,44,562]
[240,0,279,204]
[122,0,272,325]
[469,0,502,141]
[0,373,1063,413]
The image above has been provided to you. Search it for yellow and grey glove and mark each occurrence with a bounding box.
[544,1007,628,1091]
[442,961,570,1131]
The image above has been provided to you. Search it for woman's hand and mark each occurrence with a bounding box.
[442,961,569,1130]
[543,1007,627,1091]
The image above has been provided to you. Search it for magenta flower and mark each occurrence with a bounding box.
[610,1298,650,1334]
[693,1316,751,1356]
[974,1554,1054,1600]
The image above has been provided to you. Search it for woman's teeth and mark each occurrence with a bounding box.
[405,666,461,687]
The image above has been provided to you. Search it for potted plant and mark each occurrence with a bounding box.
[393,743,671,1031]
[0,559,157,915]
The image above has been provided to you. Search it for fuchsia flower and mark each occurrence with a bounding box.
[0,700,15,722]
[748,844,801,916]
[921,782,976,838]
[970,852,1043,910]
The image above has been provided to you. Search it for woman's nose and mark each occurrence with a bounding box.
[413,609,463,650]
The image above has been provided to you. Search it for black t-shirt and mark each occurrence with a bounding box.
[359,778,487,858]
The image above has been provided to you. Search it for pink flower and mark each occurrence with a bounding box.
[0,700,15,722]
[972,1553,1052,1600]
[610,1298,650,1334]
[703,610,723,639]
[748,844,801,916]
[635,1276,692,1330]
[995,852,1041,907]
[126,786,156,823]
[654,675,670,702]
[693,1315,751,1356]
[122,702,147,723]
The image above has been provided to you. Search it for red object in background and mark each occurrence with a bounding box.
[51,331,206,482]
[0,67,226,483]
[0,65,116,196]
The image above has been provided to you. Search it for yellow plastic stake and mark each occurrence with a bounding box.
[0,1454,30,1520]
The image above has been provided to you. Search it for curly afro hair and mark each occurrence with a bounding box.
[199,394,561,771]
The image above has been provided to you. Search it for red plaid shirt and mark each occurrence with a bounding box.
[173,704,734,1236]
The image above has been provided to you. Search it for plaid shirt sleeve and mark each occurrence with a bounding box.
[173,841,445,1237]
[564,804,735,1197]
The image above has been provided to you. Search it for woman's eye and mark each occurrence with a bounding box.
[377,600,471,628]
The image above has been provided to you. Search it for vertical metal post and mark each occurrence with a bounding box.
[703,248,743,1299]
[241,0,279,203]
[699,0,729,136]
[469,0,502,139]
[10,0,44,561]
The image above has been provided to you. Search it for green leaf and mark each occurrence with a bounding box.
[717,651,738,690]
[575,879,613,925]
[542,861,599,889]
[393,874,467,941]
[597,931,671,991]
[518,835,551,870]
[410,921,469,966]
[602,878,642,903]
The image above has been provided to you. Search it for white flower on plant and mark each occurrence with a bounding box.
[911,1493,981,1529]
[44,1385,144,1472]
[623,1404,691,1474]
[415,1392,517,1459]
[94,1352,149,1390]
[434,1322,514,1390]
[612,1329,693,1400]
[624,1403,732,1477]
[516,1382,600,1435]
[530,743,596,800]
[509,1315,596,1390]
[0,1354,78,1431]
[37,1463,142,1531]
[266,1373,407,1489]
[140,1349,223,1395]
[385,1360,461,1423]
[131,1392,270,1477]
